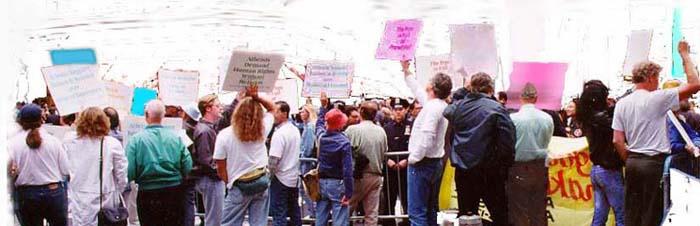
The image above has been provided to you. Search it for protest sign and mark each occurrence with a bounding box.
[122,115,185,146]
[449,23,499,77]
[415,54,463,91]
[622,30,653,75]
[50,48,97,65]
[268,79,300,112]
[41,64,106,115]
[130,88,158,116]
[375,19,423,61]
[302,61,353,98]
[505,62,568,110]
[104,81,134,116]
[157,69,200,107]
[222,50,284,92]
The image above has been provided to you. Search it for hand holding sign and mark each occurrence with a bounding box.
[375,19,423,61]
[222,50,284,92]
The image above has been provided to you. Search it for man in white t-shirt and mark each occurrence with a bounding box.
[268,101,302,226]
[612,40,700,226]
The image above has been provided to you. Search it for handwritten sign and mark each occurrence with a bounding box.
[104,81,134,116]
[158,69,200,107]
[449,23,499,77]
[505,62,568,111]
[415,55,463,91]
[130,88,158,116]
[222,50,284,92]
[622,30,653,75]
[122,115,185,146]
[41,64,106,115]
[302,61,354,98]
[267,79,300,113]
[375,19,423,61]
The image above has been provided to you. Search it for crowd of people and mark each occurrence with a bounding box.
[7,40,700,226]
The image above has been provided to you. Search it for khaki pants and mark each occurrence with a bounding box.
[350,173,383,226]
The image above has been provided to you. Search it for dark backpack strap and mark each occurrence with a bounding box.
[99,137,104,211]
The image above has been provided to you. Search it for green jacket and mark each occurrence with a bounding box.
[126,125,192,190]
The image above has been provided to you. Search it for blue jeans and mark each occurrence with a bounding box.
[185,177,225,226]
[269,176,301,226]
[15,183,68,226]
[407,159,443,226]
[591,165,625,226]
[222,185,269,226]
[316,178,350,226]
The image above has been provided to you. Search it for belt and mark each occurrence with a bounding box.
[16,182,62,190]
[628,152,669,160]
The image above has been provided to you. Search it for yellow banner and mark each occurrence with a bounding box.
[439,137,615,226]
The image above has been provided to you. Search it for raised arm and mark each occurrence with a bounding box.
[285,64,306,81]
[246,85,276,113]
[678,40,700,100]
[315,92,331,137]
[401,60,428,104]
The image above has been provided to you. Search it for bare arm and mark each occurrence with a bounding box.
[612,130,628,162]
[678,40,700,100]
[246,85,277,113]
[215,160,228,184]
[285,64,305,81]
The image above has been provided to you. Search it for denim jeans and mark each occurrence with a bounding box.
[137,185,185,226]
[316,178,350,226]
[269,176,301,226]
[222,185,270,226]
[590,165,625,226]
[15,183,68,226]
[185,176,225,226]
[407,158,443,226]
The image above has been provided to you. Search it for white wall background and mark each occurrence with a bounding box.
[7,0,700,105]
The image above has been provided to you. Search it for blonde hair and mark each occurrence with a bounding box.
[232,97,265,142]
[302,104,317,123]
[76,107,111,138]
[198,94,218,115]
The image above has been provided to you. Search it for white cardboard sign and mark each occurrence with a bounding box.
[222,50,284,93]
[158,69,200,107]
[41,64,106,115]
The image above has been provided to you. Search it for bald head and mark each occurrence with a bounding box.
[145,100,165,124]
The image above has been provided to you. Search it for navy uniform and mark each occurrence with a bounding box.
[380,99,412,226]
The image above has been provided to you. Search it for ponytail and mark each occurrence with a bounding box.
[26,128,42,149]
[20,121,43,149]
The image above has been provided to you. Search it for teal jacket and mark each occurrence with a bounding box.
[126,125,192,190]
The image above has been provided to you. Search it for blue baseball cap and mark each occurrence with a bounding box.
[19,104,43,122]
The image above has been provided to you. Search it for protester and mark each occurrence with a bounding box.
[664,80,700,176]
[298,104,318,218]
[612,40,700,226]
[268,101,303,226]
[126,99,193,226]
[9,104,70,226]
[183,95,224,226]
[63,107,128,226]
[506,83,553,226]
[213,86,277,226]
[380,98,412,226]
[401,60,452,226]
[103,107,124,142]
[344,105,361,127]
[443,72,515,225]
[564,99,583,137]
[315,92,354,226]
[183,103,201,141]
[345,101,388,226]
[575,80,625,226]
[679,100,700,132]
[407,101,421,122]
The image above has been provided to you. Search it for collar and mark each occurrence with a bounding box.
[520,104,536,110]
[145,124,163,129]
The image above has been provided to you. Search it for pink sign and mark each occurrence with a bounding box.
[375,19,423,61]
[505,62,568,111]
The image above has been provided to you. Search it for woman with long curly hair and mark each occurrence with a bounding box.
[213,85,277,226]
[9,104,70,226]
[63,107,128,226]
[575,80,624,226]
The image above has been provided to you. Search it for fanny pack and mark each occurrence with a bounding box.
[234,168,270,196]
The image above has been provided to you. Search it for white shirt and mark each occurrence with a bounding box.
[405,76,449,164]
[213,112,274,189]
[9,128,70,186]
[269,121,301,187]
[612,88,679,155]
[63,133,128,226]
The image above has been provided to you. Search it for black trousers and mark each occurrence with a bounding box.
[505,159,547,226]
[624,153,666,226]
[455,163,509,226]
[380,166,408,226]
[137,184,185,226]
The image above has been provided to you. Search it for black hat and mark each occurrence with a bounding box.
[392,98,410,109]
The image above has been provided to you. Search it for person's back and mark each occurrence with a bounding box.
[614,89,677,155]
[511,105,553,161]
[345,121,387,175]
[127,125,190,190]
[10,129,68,187]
